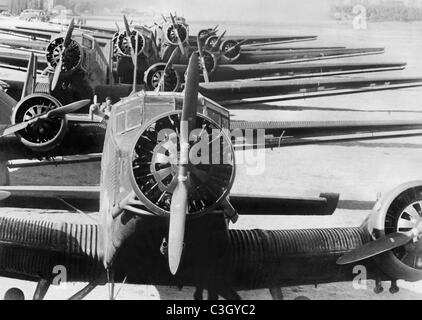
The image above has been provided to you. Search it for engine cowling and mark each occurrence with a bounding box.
[164,23,189,46]
[198,50,218,74]
[129,111,235,218]
[204,35,220,51]
[115,30,146,58]
[219,39,241,63]
[197,28,215,45]
[46,36,83,74]
[366,181,422,282]
[11,94,67,152]
[143,63,181,92]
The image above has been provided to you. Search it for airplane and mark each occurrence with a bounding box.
[0,27,422,177]
[0,15,393,90]
[0,54,421,300]
[0,18,418,103]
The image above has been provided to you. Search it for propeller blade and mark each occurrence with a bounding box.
[0,191,10,201]
[337,231,413,265]
[51,56,62,91]
[168,180,188,275]
[155,47,180,92]
[197,35,210,83]
[211,30,226,51]
[123,15,137,66]
[183,53,200,130]
[64,18,75,48]
[169,13,185,56]
[167,54,200,275]
[123,15,131,37]
[1,121,31,137]
[51,19,74,92]
[47,99,91,117]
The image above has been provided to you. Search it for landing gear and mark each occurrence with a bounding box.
[269,287,284,300]
[68,282,99,300]
[389,280,400,294]
[33,278,51,300]
[107,268,115,300]
[193,285,241,300]
[374,278,384,294]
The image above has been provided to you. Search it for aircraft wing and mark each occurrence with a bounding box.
[49,21,116,35]
[174,61,406,82]
[200,76,422,105]
[231,119,422,149]
[232,47,385,64]
[228,35,318,46]
[14,25,114,41]
[0,185,347,216]
[0,120,106,162]
[0,26,52,41]
[0,51,47,70]
[189,35,317,47]
[0,38,47,52]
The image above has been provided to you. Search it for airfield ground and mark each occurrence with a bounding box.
[0,17,421,299]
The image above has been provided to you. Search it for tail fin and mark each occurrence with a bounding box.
[21,52,37,99]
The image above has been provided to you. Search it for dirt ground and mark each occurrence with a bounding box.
[0,17,421,299]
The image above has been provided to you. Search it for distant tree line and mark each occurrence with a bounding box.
[331,4,422,22]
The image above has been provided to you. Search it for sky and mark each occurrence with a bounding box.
[119,0,333,23]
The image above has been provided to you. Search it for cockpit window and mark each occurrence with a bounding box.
[126,107,142,131]
[115,111,126,135]
[115,106,142,135]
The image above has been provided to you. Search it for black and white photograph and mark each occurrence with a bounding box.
[0,0,421,302]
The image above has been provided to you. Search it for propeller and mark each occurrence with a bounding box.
[337,222,422,265]
[168,52,200,275]
[0,99,91,138]
[51,18,75,91]
[222,39,248,56]
[197,33,210,83]
[123,15,139,93]
[210,30,226,51]
[155,46,180,92]
[123,15,137,66]
[169,13,186,56]
[0,191,10,201]
[198,25,219,43]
